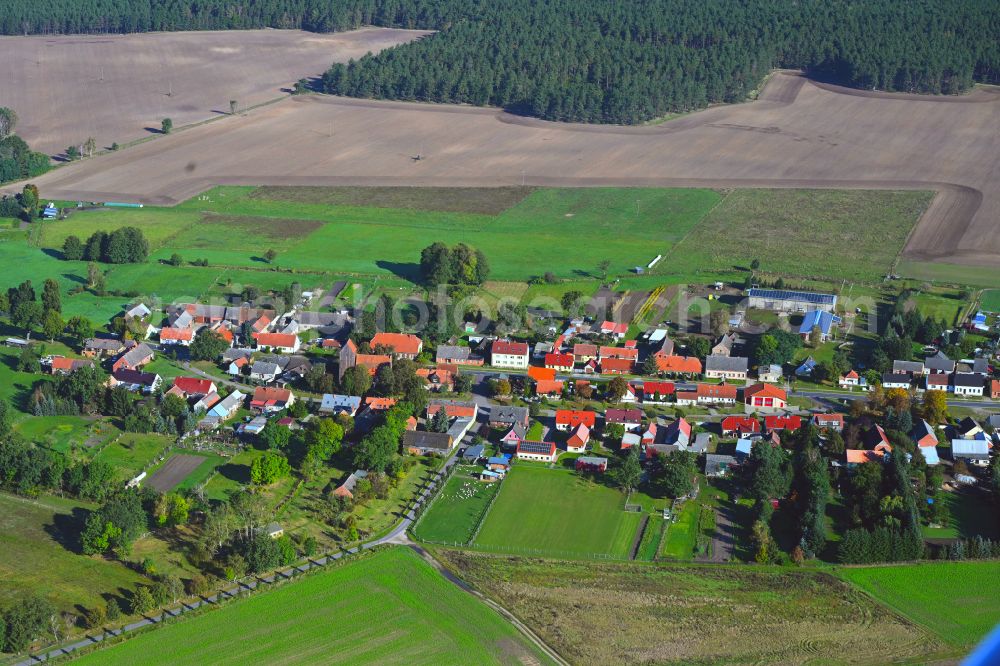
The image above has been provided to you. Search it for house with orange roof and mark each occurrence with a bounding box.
[573,343,599,363]
[743,383,787,414]
[654,354,702,376]
[370,332,423,359]
[250,386,294,413]
[253,332,300,353]
[159,327,194,346]
[845,441,892,467]
[416,364,456,391]
[599,346,639,362]
[695,383,737,405]
[814,413,845,432]
[544,352,575,372]
[364,397,398,411]
[427,399,478,420]
[528,365,557,382]
[566,424,590,452]
[47,356,94,375]
[555,410,597,431]
[339,339,391,380]
[171,377,217,398]
[600,357,634,375]
[535,379,564,397]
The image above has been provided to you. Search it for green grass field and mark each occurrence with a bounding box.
[0,492,148,614]
[473,466,642,558]
[73,547,552,665]
[921,490,999,541]
[439,550,944,665]
[664,189,932,283]
[93,433,174,481]
[660,499,700,559]
[981,289,1000,312]
[13,415,115,455]
[413,467,501,544]
[840,561,1000,649]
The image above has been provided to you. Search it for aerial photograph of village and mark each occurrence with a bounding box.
[0,1,998,664]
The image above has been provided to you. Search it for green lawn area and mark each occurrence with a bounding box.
[413,466,501,544]
[664,189,933,283]
[840,561,1000,649]
[14,415,115,456]
[0,492,149,615]
[439,550,945,665]
[660,499,699,559]
[73,547,552,665]
[980,289,1000,313]
[898,259,1000,289]
[473,465,642,558]
[93,433,174,481]
[922,489,999,541]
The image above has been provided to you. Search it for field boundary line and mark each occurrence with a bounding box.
[467,475,505,546]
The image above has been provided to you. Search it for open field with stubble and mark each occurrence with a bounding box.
[437,550,950,665]
[0,28,429,156]
[71,547,553,666]
[13,71,999,277]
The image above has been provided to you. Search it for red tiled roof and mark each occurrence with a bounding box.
[765,415,802,431]
[364,397,397,411]
[528,366,557,382]
[744,383,787,402]
[573,343,598,357]
[535,380,564,395]
[356,353,392,375]
[427,402,477,418]
[492,339,529,356]
[370,332,422,356]
[600,321,628,335]
[567,424,591,447]
[160,327,193,342]
[173,377,214,396]
[722,416,760,433]
[642,381,675,396]
[251,386,292,406]
[254,332,298,348]
[555,410,597,428]
[655,355,702,374]
[50,356,75,371]
[600,358,634,374]
[545,353,575,368]
[600,346,639,361]
[814,413,845,428]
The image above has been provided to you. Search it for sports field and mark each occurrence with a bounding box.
[840,561,1000,649]
[439,550,944,665]
[473,465,642,558]
[0,492,148,614]
[413,467,501,544]
[73,547,552,665]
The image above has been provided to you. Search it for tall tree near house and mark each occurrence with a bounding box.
[809,325,823,348]
[615,448,642,493]
[606,375,628,403]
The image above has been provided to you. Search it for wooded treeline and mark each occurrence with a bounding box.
[4,0,998,124]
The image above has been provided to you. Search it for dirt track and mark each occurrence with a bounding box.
[0,28,428,155]
[10,70,1000,268]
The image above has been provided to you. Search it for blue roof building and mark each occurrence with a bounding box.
[798,310,842,339]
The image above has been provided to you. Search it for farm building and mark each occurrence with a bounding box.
[711,333,736,357]
[747,288,836,313]
[575,456,608,473]
[208,391,244,420]
[108,368,161,393]
[403,430,455,455]
[797,310,841,341]
[951,439,990,466]
[744,383,787,414]
[599,357,634,375]
[370,332,423,359]
[654,354,702,375]
[486,456,511,472]
[435,345,484,366]
[112,343,154,372]
[893,360,925,375]
[83,337,126,358]
[427,399,478,420]
[333,470,369,499]
[462,444,486,462]
[46,356,94,375]
[516,440,558,462]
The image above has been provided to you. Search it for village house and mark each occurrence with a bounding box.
[705,454,737,477]
[528,365,557,383]
[82,337,126,359]
[881,372,911,390]
[955,416,984,440]
[606,408,642,431]
[250,360,281,384]
[108,368,161,393]
[953,373,985,397]
[555,410,597,431]
[797,310,841,341]
[765,414,801,433]
[838,369,866,390]
[535,379,564,397]
[333,470,369,499]
[951,439,990,467]
[721,415,760,438]
[253,332,300,354]
[893,360,925,375]
[757,364,783,383]
[338,339,392,380]
[490,339,530,369]
[813,413,845,431]
[990,379,1000,400]
[416,364,456,392]
[566,424,590,452]
[159,326,194,346]
[516,440,558,462]
[427,399,478,420]
[925,373,950,392]
[572,343,599,364]
[599,345,639,362]
[711,333,736,357]
[743,382,787,414]
[599,320,628,340]
[696,383,737,405]
[500,422,527,447]
[111,343,154,372]
[924,351,956,375]
[369,332,423,359]
[208,391,244,420]
[46,356,93,375]
[675,390,698,406]
[169,377,217,400]
[489,405,530,429]
[704,355,748,380]
[845,441,892,467]
[435,345,484,366]
[193,392,221,413]
[544,352,575,372]
[600,357,634,375]
[250,386,294,413]
[654,354,702,376]
[640,381,674,402]
[404,430,456,455]
[319,393,361,416]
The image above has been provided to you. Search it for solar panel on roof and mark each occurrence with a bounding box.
[519,441,553,454]
[748,288,836,305]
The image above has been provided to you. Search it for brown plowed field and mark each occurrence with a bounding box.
[0,28,428,155]
[10,71,999,268]
[145,453,205,492]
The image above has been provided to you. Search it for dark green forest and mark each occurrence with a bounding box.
[4,0,998,124]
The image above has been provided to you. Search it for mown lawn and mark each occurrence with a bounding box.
[438,550,945,665]
[665,189,933,283]
[660,499,699,559]
[73,547,552,665]
[0,492,148,615]
[921,489,999,541]
[92,433,173,480]
[840,561,1000,649]
[413,466,500,544]
[474,465,641,558]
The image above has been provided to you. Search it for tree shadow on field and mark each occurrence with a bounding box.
[45,507,90,554]
[216,463,250,484]
[375,260,420,282]
[143,127,165,135]
[62,273,88,285]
